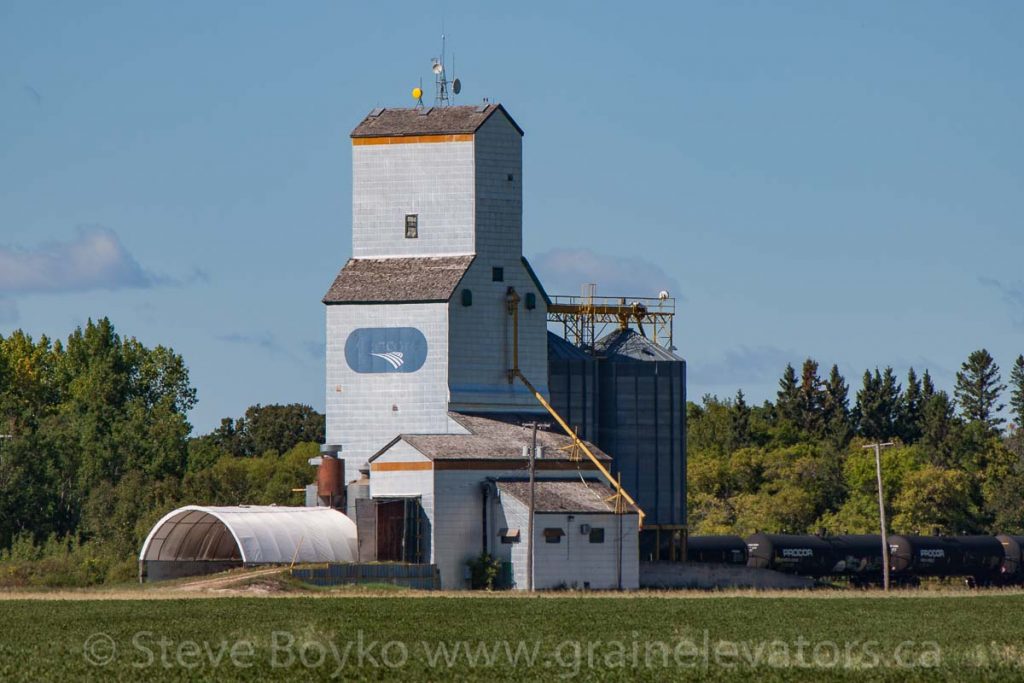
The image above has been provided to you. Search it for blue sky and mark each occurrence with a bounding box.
[1,1,1022,433]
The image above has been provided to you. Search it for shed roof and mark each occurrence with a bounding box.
[351,104,523,138]
[323,256,474,304]
[372,412,610,462]
[497,480,639,514]
[139,506,358,564]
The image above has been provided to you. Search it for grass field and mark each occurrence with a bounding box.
[3,588,1024,681]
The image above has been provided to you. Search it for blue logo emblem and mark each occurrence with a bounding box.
[345,327,428,373]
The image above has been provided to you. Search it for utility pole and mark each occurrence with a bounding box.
[523,421,549,592]
[864,441,895,591]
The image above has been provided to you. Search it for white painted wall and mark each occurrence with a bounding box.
[325,303,453,479]
[447,258,549,413]
[430,468,585,589]
[352,140,475,258]
[446,111,549,412]
[497,496,640,590]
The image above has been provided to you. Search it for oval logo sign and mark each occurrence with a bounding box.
[344,327,428,374]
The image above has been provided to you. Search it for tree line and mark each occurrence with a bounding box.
[688,350,1024,538]
[0,319,323,586]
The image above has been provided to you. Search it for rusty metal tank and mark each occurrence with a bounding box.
[317,455,345,504]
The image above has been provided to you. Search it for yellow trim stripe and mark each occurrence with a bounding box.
[370,461,433,472]
[352,134,474,146]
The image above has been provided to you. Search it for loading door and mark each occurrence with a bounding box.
[375,498,425,563]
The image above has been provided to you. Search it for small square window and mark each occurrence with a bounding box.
[589,528,605,544]
[525,292,536,310]
[405,214,418,238]
[499,528,520,544]
[507,173,514,182]
[543,528,564,544]
[492,267,504,282]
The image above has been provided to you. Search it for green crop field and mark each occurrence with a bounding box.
[3,593,1024,681]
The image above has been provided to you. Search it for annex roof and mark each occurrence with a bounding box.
[496,480,639,514]
[370,412,611,462]
[322,255,474,304]
[139,506,358,564]
[593,328,682,362]
[351,104,523,138]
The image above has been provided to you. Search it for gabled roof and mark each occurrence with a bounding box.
[369,412,611,462]
[323,256,474,304]
[496,480,639,514]
[351,104,524,138]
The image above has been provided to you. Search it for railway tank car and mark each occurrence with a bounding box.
[997,535,1024,580]
[953,536,1006,585]
[686,535,747,565]
[888,535,1004,585]
[687,532,1024,587]
[829,535,885,581]
[745,533,835,576]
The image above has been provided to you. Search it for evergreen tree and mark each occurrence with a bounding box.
[854,368,900,440]
[821,364,851,446]
[730,389,751,450]
[776,364,800,425]
[898,367,924,444]
[922,369,936,401]
[954,349,1006,432]
[1010,355,1024,430]
[921,391,958,466]
[796,358,824,435]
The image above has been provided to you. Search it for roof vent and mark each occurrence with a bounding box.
[368,107,384,118]
[475,104,489,113]
[418,107,433,117]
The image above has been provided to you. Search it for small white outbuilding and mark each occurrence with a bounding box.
[138,505,358,582]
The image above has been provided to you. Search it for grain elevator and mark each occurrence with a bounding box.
[318,98,686,588]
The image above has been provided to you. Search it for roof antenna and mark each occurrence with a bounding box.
[411,77,424,109]
[431,31,461,107]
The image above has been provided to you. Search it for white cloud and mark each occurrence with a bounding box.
[528,248,682,300]
[0,226,165,295]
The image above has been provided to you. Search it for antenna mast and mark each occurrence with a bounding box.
[431,33,461,107]
[412,34,462,108]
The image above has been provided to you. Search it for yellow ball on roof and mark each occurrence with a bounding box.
[411,87,423,100]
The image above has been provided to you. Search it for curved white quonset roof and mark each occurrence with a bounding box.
[139,505,358,564]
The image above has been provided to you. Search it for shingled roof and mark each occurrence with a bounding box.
[322,256,474,304]
[372,412,611,462]
[351,104,523,138]
[496,480,639,514]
